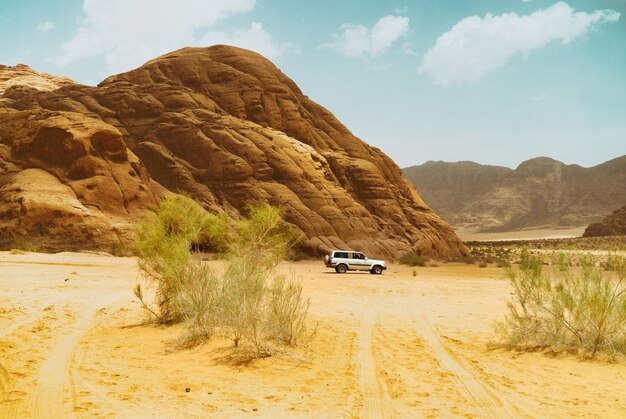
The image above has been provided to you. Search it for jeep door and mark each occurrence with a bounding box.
[351,253,369,270]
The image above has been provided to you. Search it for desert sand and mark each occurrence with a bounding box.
[1,251,624,418]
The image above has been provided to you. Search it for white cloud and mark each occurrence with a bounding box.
[320,15,409,58]
[419,2,620,85]
[48,0,289,75]
[36,21,56,33]
[199,22,291,60]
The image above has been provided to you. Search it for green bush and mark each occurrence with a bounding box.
[219,205,305,356]
[399,252,429,267]
[134,194,226,322]
[495,251,626,357]
[134,198,309,358]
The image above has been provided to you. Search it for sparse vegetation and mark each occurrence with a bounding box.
[112,242,135,257]
[605,253,624,272]
[287,249,310,261]
[7,237,40,253]
[496,259,511,268]
[495,251,626,357]
[134,195,309,358]
[399,252,429,267]
[462,255,475,264]
[133,195,231,322]
[467,236,626,269]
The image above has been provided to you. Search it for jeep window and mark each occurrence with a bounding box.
[335,252,348,258]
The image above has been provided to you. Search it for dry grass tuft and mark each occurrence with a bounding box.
[495,251,626,357]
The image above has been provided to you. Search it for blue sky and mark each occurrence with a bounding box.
[1,0,625,168]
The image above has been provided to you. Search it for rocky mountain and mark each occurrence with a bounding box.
[403,156,626,232]
[0,64,75,96]
[0,46,467,258]
[583,205,626,237]
[402,161,512,219]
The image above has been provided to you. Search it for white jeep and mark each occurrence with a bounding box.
[324,250,387,274]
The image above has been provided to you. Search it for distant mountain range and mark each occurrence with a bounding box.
[403,156,626,233]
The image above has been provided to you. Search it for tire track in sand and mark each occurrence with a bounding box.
[30,307,95,418]
[357,284,393,418]
[409,289,518,418]
[0,295,69,341]
[30,298,125,418]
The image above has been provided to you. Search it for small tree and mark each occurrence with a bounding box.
[495,251,626,357]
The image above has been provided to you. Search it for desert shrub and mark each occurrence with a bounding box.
[175,262,223,344]
[496,259,511,268]
[462,255,475,264]
[267,273,311,346]
[412,269,417,277]
[134,198,309,358]
[479,261,488,268]
[136,194,231,256]
[495,251,626,357]
[112,242,135,257]
[9,237,40,253]
[400,252,429,267]
[219,205,306,356]
[605,253,624,272]
[229,205,301,266]
[134,195,231,322]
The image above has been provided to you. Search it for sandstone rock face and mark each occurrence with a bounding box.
[404,156,626,232]
[583,205,626,237]
[0,107,163,251]
[0,46,467,258]
[0,64,75,96]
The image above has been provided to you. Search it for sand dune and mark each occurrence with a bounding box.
[1,252,624,417]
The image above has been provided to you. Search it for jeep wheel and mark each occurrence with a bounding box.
[335,264,348,274]
[370,265,383,275]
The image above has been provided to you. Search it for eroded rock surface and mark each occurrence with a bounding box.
[0,46,466,258]
[0,109,162,251]
[0,64,74,97]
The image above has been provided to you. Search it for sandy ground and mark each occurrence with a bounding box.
[1,251,625,418]
[456,227,586,242]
